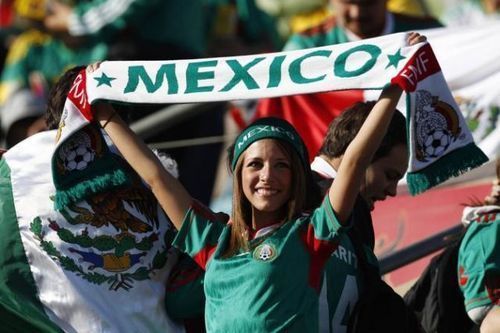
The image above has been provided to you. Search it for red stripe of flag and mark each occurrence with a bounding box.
[255,90,364,159]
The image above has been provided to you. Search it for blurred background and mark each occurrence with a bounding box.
[0,0,498,293]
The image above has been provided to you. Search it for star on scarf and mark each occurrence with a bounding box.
[386,49,406,69]
[94,73,116,87]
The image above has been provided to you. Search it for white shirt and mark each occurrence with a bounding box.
[311,156,337,179]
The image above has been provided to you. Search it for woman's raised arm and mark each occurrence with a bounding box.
[329,32,425,224]
[94,101,192,230]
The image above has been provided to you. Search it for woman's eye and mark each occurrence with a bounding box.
[276,162,290,168]
[248,161,261,168]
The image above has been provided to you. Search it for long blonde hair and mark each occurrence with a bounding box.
[223,140,307,257]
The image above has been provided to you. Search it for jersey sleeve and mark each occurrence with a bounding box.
[172,200,228,270]
[304,193,350,249]
[458,214,500,320]
[300,194,351,291]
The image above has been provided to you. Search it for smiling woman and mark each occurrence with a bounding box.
[95,83,404,331]
[225,118,319,259]
[92,32,424,333]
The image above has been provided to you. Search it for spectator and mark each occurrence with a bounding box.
[43,0,222,204]
[441,0,500,26]
[0,2,108,147]
[283,0,441,50]
[458,158,500,333]
[252,0,442,168]
[312,100,412,332]
[279,3,440,330]
[0,65,185,332]
[1,1,208,147]
[2,1,219,206]
[43,0,206,60]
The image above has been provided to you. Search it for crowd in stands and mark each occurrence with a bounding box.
[0,0,498,332]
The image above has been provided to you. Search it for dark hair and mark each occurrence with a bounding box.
[319,101,407,161]
[45,65,132,129]
[45,66,86,130]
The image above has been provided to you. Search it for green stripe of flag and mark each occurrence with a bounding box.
[0,158,63,333]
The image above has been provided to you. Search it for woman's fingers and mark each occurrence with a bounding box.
[406,32,427,46]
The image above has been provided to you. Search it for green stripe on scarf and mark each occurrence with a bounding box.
[52,124,131,211]
[407,142,488,195]
[0,159,63,333]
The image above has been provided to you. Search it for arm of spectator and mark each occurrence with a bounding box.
[44,1,72,34]
[45,0,161,37]
[94,101,192,231]
[328,84,403,224]
[481,306,500,333]
[328,32,425,224]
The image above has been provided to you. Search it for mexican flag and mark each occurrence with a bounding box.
[0,130,184,332]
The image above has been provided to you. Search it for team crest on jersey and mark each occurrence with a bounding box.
[253,243,278,262]
[414,90,463,162]
[30,182,176,291]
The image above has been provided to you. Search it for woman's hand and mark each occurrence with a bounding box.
[406,32,427,46]
[86,62,102,74]
[86,63,115,126]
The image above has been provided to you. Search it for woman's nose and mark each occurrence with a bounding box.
[259,165,272,181]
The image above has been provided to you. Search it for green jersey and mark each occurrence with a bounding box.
[319,197,379,333]
[319,235,380,332]
[458,207,500,321]
[173,196,348,333]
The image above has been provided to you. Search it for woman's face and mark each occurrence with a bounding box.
[241,139,292,222]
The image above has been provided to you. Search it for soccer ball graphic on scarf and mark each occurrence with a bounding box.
[423,129,450,158]
[64,144,95,171]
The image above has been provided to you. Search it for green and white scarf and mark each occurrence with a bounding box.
[68,32,486,196]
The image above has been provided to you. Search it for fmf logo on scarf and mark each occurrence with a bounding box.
[393,44,440,92]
